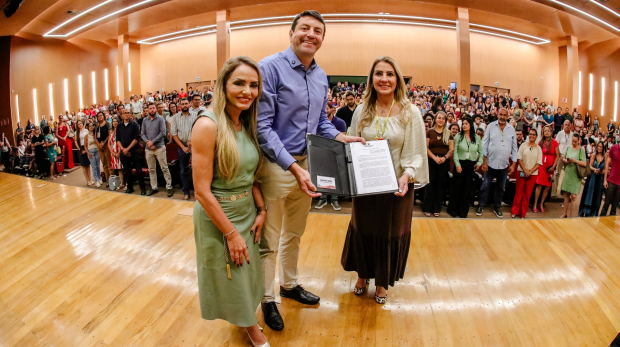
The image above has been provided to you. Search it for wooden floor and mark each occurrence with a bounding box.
[1,173,620,347]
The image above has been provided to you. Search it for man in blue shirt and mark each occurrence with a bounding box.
[553,107,565,136]
[257,10,364,331]
[476,108,518,218]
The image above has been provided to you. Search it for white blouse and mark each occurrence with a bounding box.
[349,102,429,184]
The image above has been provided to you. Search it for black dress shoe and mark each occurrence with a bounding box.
[141,189,147,196]
[146,189,158,196]
[476,206,483,216]
[280,285,320,305]
[167,188,173,197]
[126,188,134,194]
[261,302,284,331]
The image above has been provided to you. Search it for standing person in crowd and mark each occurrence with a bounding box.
[343,56,428,304]
[578,141,606,216]
[40,115,48,130]
[95,112,112,185]
[191,56,270,347]
[513,102,523,132]
[189,94,207,117]
[141,102,174,197]
[171,98,198,200]
[256,10,365,331]
[511,129,542,218]
[55,116,75,169]
[560,134,587,218]
[553,120,573,197]
[130,96,143,120]
[156,101,172,143]
[25,119,35,137]
[335,90,357,128]
[15,122,24,142]
[85,122,102,187]
[601,138,620,216]
[448,117,482,218]
[592,115,599,132]
[49,115,56,134]
[108,116,125,191]
[553,107,564,136]
[476,108,518,218]
[574,114,584,133]
[75,120,93,186]
[422,111,454,217]
[43,126,57,180]
[116,108,146,195]
[31,126,48,177]
[458,89,469,106]
[1,133,10,171]
[608,120,616,134]
[533,125,560,212]
[563,107,573,125]
[315,102,347,211]
[584,112,590,130]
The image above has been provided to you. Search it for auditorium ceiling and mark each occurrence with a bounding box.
[2,0,620,46]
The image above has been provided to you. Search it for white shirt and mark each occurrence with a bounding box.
[131,101,143,113]
[555,130,573,156]
[189,106,207,117]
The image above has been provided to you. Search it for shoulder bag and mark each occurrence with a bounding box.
[576,147,591,179]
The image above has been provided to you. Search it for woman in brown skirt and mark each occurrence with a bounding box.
[341,56,429,304]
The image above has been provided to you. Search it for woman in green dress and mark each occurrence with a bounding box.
[560,133,587,218]
[43,125,57,180]
[191,56,269,347]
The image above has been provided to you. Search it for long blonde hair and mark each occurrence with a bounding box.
[212,56,263,182]
[433,111,451,145]
[358,56,413,129]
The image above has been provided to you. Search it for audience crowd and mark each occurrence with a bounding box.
[3,81,620,217]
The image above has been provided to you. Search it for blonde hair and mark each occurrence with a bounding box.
[212,56,263,182]
[358,56,413,129]
[434,111,451,145]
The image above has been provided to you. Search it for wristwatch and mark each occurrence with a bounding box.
[256,205,268,214]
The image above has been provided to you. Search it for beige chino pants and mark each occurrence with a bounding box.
[258,156,312,303]
[145,146,172,190]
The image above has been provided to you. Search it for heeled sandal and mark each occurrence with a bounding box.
[374,293,388,304]
[424,212,431,217]
[353,279,369,295]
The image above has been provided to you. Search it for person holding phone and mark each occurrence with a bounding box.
[512,129,542,218]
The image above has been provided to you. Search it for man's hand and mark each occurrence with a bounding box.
[481,159,488,172]
[182,146,190,154]
[289,162,321,198]
[147,140,153,148]
[456,166,463,173]
[604,179,608,189]
[122,148,129,156]
[335,133,366,145]
[508,163,516,176]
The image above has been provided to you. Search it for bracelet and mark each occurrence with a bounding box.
[223,228,237,237]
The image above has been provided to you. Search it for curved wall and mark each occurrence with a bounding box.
[141,23,560,103]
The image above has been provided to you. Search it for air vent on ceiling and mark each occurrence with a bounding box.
[66,10,79,15]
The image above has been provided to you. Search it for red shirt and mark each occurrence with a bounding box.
[178,92,187,98]
[608,144,620,186]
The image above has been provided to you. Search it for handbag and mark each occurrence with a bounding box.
[108,175,121,191]
[576,147,591,179]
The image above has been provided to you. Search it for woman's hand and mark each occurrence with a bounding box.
[456,166,463,173]
[87,152,93,159]
[395,174,410,197]
[226,232,250,267]
[250,212,266,244]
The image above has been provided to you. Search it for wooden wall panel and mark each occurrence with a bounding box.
[140,35,217,93]
[10,35,118,132]
[141,23,559,104]
[583,38,620,128]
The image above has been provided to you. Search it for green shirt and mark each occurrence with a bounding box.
[453,133,483,167]
[563,112,573,124]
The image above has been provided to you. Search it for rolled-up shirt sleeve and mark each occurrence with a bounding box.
[316,91,340,139]
[257,63,296,171]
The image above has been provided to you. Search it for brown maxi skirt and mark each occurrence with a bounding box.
[341,183,414,288]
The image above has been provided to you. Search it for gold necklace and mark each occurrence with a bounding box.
[375,100,395,140]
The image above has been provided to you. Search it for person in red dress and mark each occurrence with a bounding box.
[55,117,75,169]
[533,125,560,212]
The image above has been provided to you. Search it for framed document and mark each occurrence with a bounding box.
[306,134,399,197]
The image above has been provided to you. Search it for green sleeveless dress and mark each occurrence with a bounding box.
[193,111,263,327]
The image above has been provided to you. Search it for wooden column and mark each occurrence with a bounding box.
[216,10,230,75]
[456,7,471,97]
[565,35,579,112]
[118,34,128,101]
[0,36,14,146]
[117,34,140,100]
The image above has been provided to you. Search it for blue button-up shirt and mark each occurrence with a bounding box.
[482,120,518,170]
[257,46,340,170]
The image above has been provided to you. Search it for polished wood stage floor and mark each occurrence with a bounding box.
[1,172,620,347]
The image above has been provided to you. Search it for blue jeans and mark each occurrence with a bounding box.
[478,167,508,210]
[88,148,101,182]
[319,194,338,203]
[177,147,192,195]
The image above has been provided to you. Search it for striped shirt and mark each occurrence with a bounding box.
[170,112,198,144]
